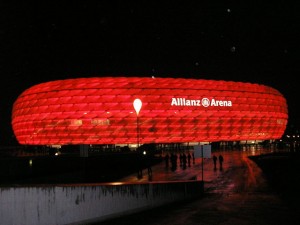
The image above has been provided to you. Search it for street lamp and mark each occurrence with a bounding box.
[133,98,142,149]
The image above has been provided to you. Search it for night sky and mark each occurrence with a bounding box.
[1,2,299,145]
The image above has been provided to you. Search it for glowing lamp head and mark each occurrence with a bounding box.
[133,98,142,115]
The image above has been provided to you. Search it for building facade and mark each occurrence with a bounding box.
[12,77,288,145]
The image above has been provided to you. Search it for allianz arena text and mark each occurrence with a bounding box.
[11,77,288,145]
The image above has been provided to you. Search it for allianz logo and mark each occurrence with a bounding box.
[171,97,232,107]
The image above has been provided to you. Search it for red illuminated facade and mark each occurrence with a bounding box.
[12,77,288,145]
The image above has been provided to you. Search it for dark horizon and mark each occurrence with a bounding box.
[1,2,299,145]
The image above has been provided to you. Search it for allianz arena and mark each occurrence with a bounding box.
[11,77,288,145]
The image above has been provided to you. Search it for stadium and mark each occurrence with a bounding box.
[11,77,288,147]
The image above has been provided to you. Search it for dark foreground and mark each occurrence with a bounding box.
[2,149,300,224]
[0,152,162,185]
[249,151,300,210]
[91,151,300,225]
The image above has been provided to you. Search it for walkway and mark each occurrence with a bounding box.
[93,147,300,225]
[119,147,271,191]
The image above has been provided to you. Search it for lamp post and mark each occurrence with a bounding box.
[133,98,142,149]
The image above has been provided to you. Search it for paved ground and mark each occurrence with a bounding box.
[91,147,300,225]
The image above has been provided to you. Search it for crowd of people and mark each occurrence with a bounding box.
[164,152,197,171]
[137,151,225,180]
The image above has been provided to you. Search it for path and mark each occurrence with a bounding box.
[92,148,300,224]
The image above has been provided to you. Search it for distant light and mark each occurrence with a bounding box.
[143,151,147,155]
[152,76,155,79]
[133,99,142,115]
[50,145,61,149]
[227,8,231,13]
[29,159,33,167]
[111,182,123,185]
[230,46,236,52]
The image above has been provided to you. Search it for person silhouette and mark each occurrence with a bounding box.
[147,166,152,181]
[182,153,187,170]
[219,154,224,170]
[170,153,177,171]
[187,153,191,167]
[145,154,153,180]
[179,153,183,167]
[165,153,170,169]
[213,155,218,170]
[192,152,195,164]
